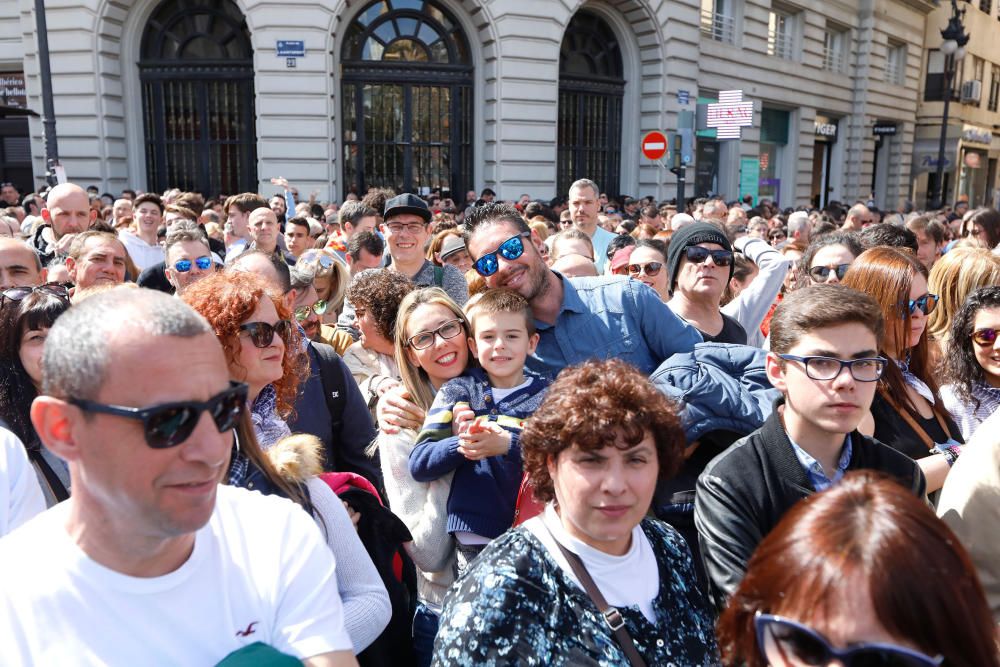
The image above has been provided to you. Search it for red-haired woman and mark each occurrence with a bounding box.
[183,271,306,486]
[718,471,999,667]
[842,247,962,493]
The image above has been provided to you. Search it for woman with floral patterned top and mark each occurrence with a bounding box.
[433,359,719,666]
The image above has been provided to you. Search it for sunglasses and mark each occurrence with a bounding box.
[900,293,938,317]
[297,250,337,275]
[68,381,248,449]
[239,320,293,348]
[684,246,733,266]
[407,318,465,350]
[972,327,1000,346]
[173,256,213,273]
[754,613,943,667]
[627,261,663,277]
[474,232,532,277]
[809,263,851,282]
[294,299,328,321]
[1,282,71,308]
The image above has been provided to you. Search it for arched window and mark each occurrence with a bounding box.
[557,11,625,199]
[341,0,473,198]
[139,0,257,197]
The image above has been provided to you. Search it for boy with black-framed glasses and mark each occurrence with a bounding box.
[694,283,925,611]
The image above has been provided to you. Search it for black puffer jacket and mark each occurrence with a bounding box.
[694,403,926,611]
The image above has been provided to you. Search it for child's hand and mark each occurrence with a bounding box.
[458,422,511,460]
[452,403,474,436]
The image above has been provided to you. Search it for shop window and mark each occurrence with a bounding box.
[767,8,797,60]
[885,42,906,86]
[340,0,473,198]
[701,0,738,44]
[759,108,789,205]
[823,24,849,73]
[557,10,624,199]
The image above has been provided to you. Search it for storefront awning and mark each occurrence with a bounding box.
[912,137,958,174]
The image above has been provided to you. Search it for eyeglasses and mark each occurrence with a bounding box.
[68,381,248,449]
[407,318,465,350]
[239,320,293,348]
[778,354,887,382]
[173,256,213,273]
[385,222,427,235]
[754,613,943,667]
[808,264,851,282]
[627,261,663,277]
[684,246,733,267]
[294,299,328,321]
[769,233,786,241]
[474,232,532,277]
[1,283,71,308]
[899,293,938,317]
[972,327,1000,346]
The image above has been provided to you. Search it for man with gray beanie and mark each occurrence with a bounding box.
[667,222,747,344]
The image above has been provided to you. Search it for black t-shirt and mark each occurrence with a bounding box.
[699,313,748,345]
[870,391,963,462]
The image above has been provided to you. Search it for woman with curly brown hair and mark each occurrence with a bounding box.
[432,358,719,666]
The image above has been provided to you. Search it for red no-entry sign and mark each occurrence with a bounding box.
[641,131,668,161]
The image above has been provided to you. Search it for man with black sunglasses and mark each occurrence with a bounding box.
[463,202,701,376]
[666,222,748,344]
[0,288,358,666]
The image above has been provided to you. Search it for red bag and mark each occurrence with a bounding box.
[512,473,544,526]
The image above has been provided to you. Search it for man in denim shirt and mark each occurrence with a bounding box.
[463,202,701,376]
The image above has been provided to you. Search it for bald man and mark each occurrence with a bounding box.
[32,183,96,266]
[0,238,45,290]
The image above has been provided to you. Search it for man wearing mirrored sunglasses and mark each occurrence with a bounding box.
[666,222,748,344]
[463,202,701,376]
[164,226,216,295]
[695,285,924,612]
[0,287,357,665]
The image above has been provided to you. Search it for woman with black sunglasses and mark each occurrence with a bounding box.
[717,471,999,667]
[941,286,1000,440]
[842,247,963,494]
[0,283,72,506]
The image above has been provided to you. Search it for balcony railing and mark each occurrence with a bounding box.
[768,30,794,59]
[823,45,845,73]
[701,9,736,44]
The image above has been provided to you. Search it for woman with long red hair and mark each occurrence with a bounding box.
[718,471,999,667]
[841,247,962,493]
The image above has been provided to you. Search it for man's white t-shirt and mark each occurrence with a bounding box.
[0,427,45,537]
[118,230,165,271]
[0,485,352,665]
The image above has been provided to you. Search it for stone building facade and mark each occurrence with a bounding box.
[0,0,936,209]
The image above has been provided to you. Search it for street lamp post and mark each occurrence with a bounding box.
[928,0,970,211]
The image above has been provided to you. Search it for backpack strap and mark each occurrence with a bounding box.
[433,264,444,287]
[310,342,347,433]
[28,449,69,503]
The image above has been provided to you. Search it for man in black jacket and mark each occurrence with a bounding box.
[694,284,925,611]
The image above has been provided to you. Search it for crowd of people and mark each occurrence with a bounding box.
[1,175,1000,665]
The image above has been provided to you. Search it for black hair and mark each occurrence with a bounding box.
[461,202,529,245]
[0,291,71,446]
[857,223,919,254]
[943,286,1000,412]
[799,231,863,284]
[605,233,637,261]
[634,238,668,260]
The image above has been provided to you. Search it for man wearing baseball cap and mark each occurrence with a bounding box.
[337,194,468,336]
[666,222,747,344]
